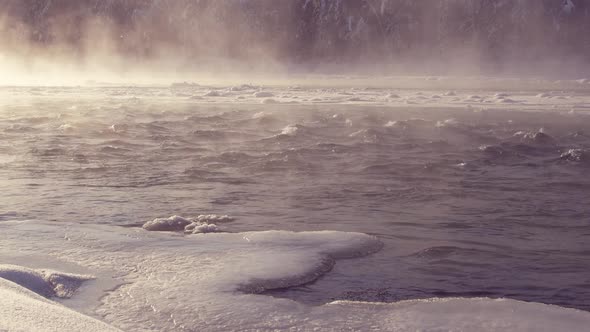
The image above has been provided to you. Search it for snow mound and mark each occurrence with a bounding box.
[0,277,120,332]
[142,215,193,232]
[143,215,233,233]
[241,230,384,259]
[326,297,590,331]
[0,264,93,299]
[185,223,220,234]
[194,214,234,223]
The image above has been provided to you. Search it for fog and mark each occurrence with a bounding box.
[1,0,589,85]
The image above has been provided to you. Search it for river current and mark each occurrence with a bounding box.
[1,83,589,316]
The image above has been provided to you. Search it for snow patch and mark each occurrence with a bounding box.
[0,265,93,299]
[3,222,590,331]
[0,276,120,332]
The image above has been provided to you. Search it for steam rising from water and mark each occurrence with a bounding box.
[1,0,590,85]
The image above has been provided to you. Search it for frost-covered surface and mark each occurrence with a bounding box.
[2,221,590,331]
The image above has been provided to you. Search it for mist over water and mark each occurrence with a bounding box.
[2,84,590,314]
[1,0,590,83]
[2,1,590,331]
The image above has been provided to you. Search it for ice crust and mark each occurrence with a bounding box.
[2,221,590,331]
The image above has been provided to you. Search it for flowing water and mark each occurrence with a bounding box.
[1,83,590,330]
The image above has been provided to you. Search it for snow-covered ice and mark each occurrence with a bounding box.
[2,221,590,331]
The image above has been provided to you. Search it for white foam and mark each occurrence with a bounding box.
[280,124,299,136]
[436,118,459,128]
[252,111,267,119]
[58,123,75,131]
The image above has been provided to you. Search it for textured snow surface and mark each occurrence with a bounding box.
[0,265,93,298]
[0,267,120,332]
[2,221,590,331]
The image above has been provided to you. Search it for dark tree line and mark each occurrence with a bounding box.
[1,0,589,70]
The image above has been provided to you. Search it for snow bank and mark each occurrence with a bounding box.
[323,297,590,331]
[3,222,590,332]
[0,268,119,332]
[0,265,93,299]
